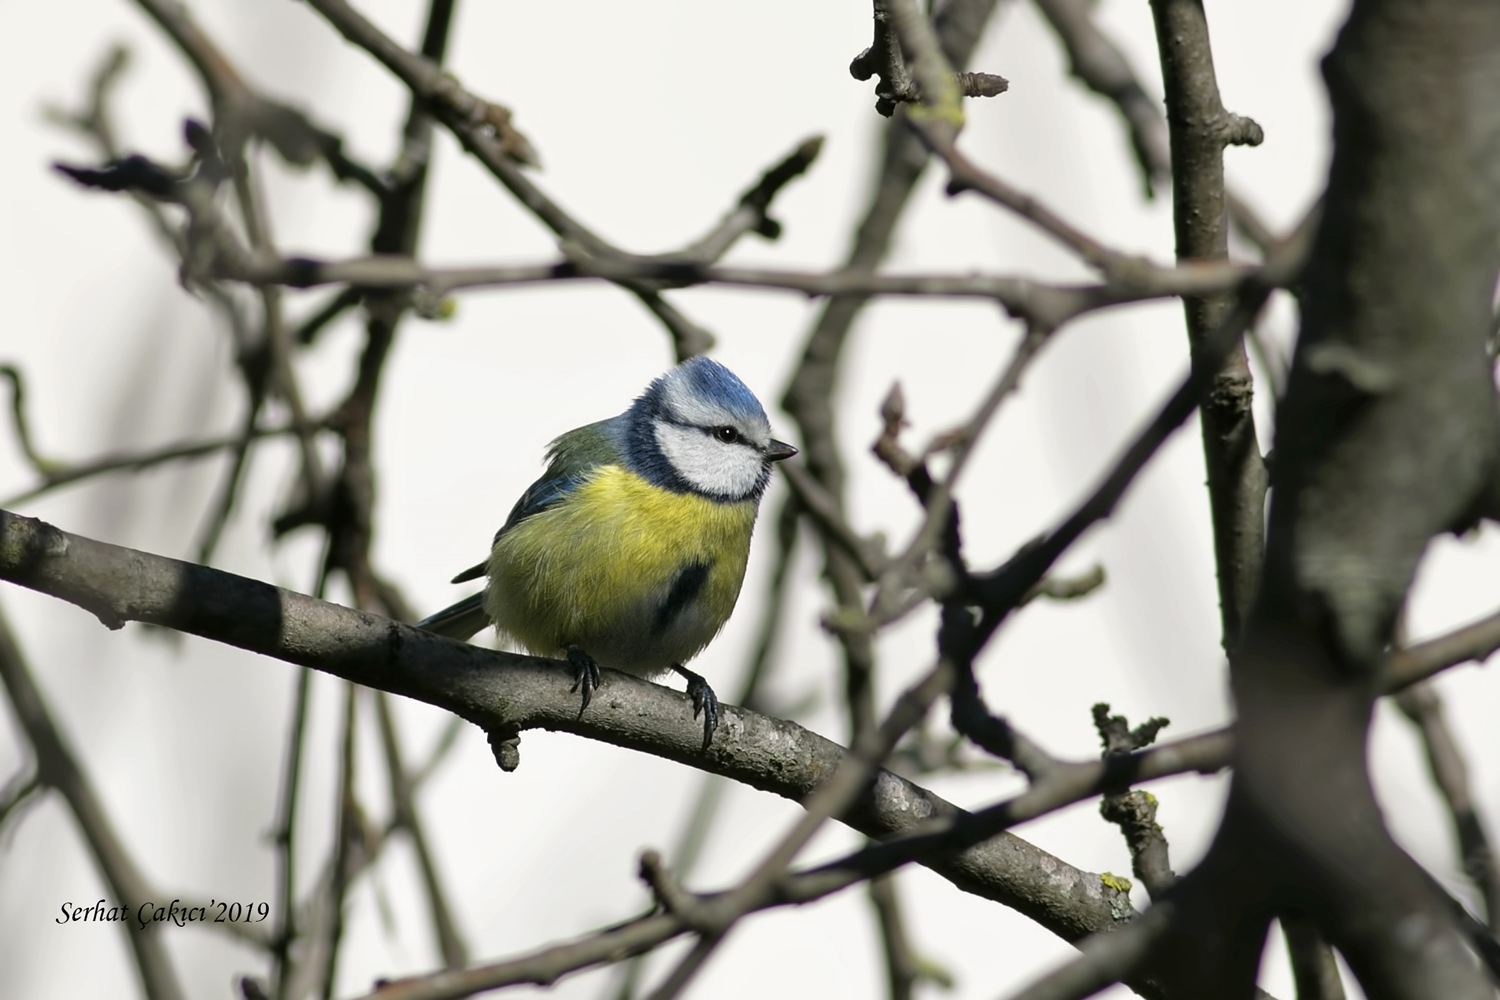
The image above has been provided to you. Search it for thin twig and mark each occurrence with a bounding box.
[1094,704,1176,899]
[299,0,798,360]
[1282,913,1348,1000]
[195,403,266,564]
[642,659,960,999]
[374,691,469,968]
[202,249,1254,327]
[131,0,386,189]
[319,682,361,1000]
[674,136,826,264]
[861,324,1057,633]
[1028,0,1278,249]
[44,43,187,253]
[357,911,685,1000]
[964,207,1318,651]
[231,150,329,510]
[0,366,58,476]
[781,8,1004,989]
[778,462,887,580]
[2,423,303,508]
[0,767,41,835]
[1030,0,1170,193]
[0,607,186,1000]
[1397,681,1500,931]
[909,116,1122,271]
[996,905,1175,1000]
[270,669,311,1000]
[1384,607,1500,690]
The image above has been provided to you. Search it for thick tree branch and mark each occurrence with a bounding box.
[0,509,1131,943]
[16,508,1498,996]
[1142,2,1500,997]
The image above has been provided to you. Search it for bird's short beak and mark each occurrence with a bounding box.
[765,439,798,462]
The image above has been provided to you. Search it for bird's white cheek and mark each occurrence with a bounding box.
[656,424,762,499]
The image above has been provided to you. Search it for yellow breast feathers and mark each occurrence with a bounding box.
[483,464,757,676]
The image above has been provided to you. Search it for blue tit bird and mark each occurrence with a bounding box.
[416,355,797,749]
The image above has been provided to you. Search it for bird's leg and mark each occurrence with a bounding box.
[566,645,601,714]
[672,664,719,751]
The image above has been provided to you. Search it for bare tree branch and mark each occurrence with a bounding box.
[0,607,186,1000]
[999,905,1176,1000]
[318,682,361,1000]
[849,0,1008,117]
[1282,913,1348,1000]
[1094,705,1176,900]
[296,0,814,362]
[0,766,41,834]
[965,210,1316,649]
[1148,0,1267,654]
[0,509,1135,942]
[374,691,469,968]
[18,1,1500,996]
[269,670,311,1000]
[1029,0,1277,251]
[1,422,304,508]
[202,252,1256,329]
[1030,0,1171,193]
[1140,1,1500,994]
[1396,681,1500,931]
[1385,607,1500,690]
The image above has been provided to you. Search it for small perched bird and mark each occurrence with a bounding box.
[417,356,797,748]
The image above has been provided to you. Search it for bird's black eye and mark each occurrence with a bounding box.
[713,426,738,444]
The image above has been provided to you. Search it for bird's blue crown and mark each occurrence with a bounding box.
[669,355,767,424]
[621,356,774,502]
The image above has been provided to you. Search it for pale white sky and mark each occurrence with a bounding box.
[2,1,1496,999]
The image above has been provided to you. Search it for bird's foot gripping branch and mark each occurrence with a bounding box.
[0,507,1156,947]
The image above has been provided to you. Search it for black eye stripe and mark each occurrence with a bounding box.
[663,417,759,448]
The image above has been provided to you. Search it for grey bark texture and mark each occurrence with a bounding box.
[0,509,1132,947]
[1141,2,1500,997]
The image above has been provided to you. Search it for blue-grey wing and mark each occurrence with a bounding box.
[447,418,625,585]
[448,472,586,583]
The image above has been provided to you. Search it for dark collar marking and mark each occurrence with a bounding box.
[652,560,712,636]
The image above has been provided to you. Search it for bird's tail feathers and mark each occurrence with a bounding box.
[415,592,489,641]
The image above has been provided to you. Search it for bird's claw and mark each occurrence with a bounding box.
[672,664,719,751]
[566,645,601,715]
